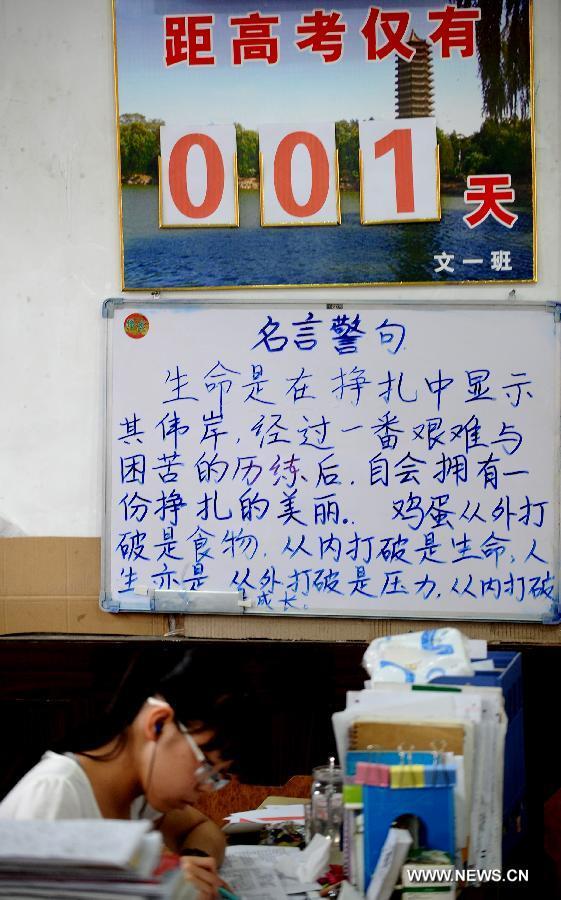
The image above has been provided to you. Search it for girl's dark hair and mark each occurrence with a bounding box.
[156,651,241,759]
[61,649,243,763]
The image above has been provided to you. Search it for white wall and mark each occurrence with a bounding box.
[1,0,560,537]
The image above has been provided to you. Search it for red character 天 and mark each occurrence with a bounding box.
[463,174,518,229]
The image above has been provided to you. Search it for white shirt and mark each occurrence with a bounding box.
[0,751,155,821]
[0,752,200,898]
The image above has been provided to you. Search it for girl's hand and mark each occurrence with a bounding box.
[180,855,231,899]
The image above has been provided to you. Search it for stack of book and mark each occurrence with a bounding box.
[0,819,183,899]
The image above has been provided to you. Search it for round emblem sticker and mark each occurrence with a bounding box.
[124,313,149,339]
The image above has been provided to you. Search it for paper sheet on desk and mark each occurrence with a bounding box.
[226,805,305,825]
[223,846,319,899]
[220,860,286,900]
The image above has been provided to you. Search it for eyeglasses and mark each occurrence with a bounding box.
[176,722,231,792]
[147,697,230,792]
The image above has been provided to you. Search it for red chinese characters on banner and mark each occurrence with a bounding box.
[360,8,415,61]
[162,5,481,67]
[463,174,518,229]
[295,9,347,63]
[229,11,280,65]
[427,4,481,58]
[164,15,215,66]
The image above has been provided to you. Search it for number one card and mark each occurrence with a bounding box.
[359,118,440,224]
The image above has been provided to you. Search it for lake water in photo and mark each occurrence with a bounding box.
[122,186,534,289]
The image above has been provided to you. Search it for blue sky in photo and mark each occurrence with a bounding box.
[116,0,485,135]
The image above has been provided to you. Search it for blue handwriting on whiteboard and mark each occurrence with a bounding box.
[376,319,406,355]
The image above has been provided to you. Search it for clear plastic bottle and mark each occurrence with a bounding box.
[308,757,344,855]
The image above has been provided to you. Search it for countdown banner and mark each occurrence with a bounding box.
[114,0,535,290]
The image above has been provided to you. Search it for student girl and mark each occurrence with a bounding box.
[0,650,241,899]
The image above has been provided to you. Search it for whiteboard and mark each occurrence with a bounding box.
[102,301,561,622]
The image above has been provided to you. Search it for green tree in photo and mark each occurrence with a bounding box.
[436,128,456,178]
[473,117,531,177]
[235,123,259,178]
[119,114,162,181]
[335,120,359,186]
[457,0,530,120]
[451,118,531,177]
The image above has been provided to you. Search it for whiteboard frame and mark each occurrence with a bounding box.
[101,298,561,623]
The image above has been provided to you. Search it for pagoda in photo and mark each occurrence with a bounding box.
[395,31,434,118]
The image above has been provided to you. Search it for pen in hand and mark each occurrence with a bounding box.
[218,888,241,900]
